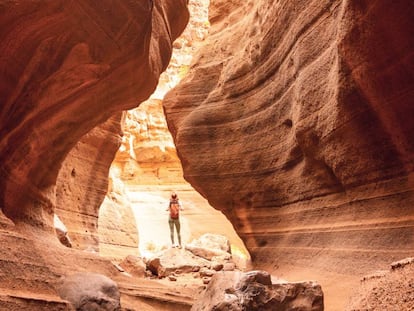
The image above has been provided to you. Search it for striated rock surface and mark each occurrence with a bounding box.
[0,0,189,228]
[119,255,147,278]
[98,193,139,262]
[56,114,123,251]
[113,99,184,186]
[0,1,191,310]
[164,0,414,309]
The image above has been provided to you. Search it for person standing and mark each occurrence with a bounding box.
[167,192,183,248]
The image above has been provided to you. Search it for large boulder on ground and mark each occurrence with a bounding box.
[146,248,210,277]
[57,272,120,311]
[191,270,324,311]
[185,234,231,261]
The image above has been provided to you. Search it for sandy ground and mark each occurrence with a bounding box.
[126,184,250,266]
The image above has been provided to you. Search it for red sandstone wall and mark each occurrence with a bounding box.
[0,0,189,229]
[163,0,414,308]
[55,114,123,250]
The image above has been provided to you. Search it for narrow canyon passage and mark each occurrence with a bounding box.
[101,98,250,265]
[0,0,413,310]
[97,0,248,262]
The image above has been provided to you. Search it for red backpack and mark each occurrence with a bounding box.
[169,199,180,219]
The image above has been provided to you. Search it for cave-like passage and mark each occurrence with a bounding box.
[103,0,250,265]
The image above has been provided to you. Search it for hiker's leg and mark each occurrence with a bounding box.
[175,219,181,246]
[168,219,175,244]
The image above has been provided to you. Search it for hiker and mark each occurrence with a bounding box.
[166,192,183,248]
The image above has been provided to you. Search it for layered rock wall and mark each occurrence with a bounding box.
[164,0,414,308]
[55,114,124,251]
[0,1,190,309]
[0,0,189,229]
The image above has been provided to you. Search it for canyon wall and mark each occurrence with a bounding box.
[0,0,189,229]
[163,0,414,308]
[0,1,190,309]
[55,113,136,253]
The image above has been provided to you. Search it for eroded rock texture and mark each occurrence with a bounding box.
[0,0,189,228]
[55,114,123,250]
[346,258,414,310]
[164,0,414,308]
[0,1,191,309]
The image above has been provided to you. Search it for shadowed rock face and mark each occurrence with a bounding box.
[55,113,124,251]
[0,0,189,228]
[163,0,414,307]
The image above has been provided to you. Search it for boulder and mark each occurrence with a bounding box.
[191,270,324,311]
[185,234,231,261]
[57,272,120,311]
[146,248,210,277]
[223,262,236,272]
[119,255,146,278]
[211,262,224,271]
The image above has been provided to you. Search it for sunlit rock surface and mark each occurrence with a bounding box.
[109,0,249,264]
[163,0,414,309]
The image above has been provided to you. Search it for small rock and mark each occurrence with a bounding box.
[211,262,224,271]
[236,270,272,290]
[173,41,182,49]
[54,214,72,248]
[202,277,210,285]
[200,268,215,277]
[361,270,388,282]
[391,257,414,270]
[223,262,236,271]
[168,275,177,282]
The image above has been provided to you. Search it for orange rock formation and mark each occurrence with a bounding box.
[0,1,190,309]
[0,0,413,310]
[163,0,414,309]
[0,0,189,228]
